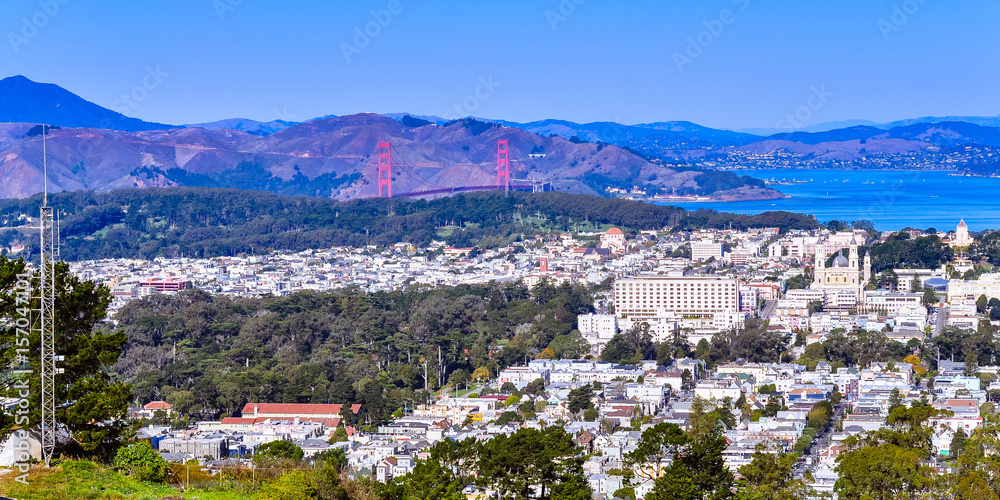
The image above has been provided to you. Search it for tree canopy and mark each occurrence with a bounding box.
[0,256,131,459]
[0,188,818,260]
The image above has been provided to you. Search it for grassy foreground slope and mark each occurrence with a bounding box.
[0,461,237,500]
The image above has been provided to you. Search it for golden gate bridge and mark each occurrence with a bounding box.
[366,139,551,198]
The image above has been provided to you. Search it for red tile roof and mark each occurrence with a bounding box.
[144,401,172,410]
[220,417,255,425]
[948,399,978,407]
[241,403,360,416]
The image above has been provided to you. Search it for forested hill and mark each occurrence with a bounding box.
[0,187,818,260]
[115,280,597,425]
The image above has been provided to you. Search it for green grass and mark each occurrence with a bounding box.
[0,460,246,500]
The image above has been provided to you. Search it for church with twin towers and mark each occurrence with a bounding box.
[813,237,871,300]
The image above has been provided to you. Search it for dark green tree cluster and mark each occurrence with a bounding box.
[113,441,168,483]
[674,170,767,196]
[835,402,945,499]
[625,398,766,500]
[382,426,592,500]
[736,444,810,500]
[567,384,596,416]
[973,230,1000,265]
[0,256,131,460]
[792,401,834,453]
[0,188,818,260]
[628,422,811,499]
[784,272,812,290]
[928,324,1000,367]
[600,322,655,365]
[114,280,593,426]
[807,330,910,369]
[706,319,790,368]
[866,232,953,274]
[674,209,818,233]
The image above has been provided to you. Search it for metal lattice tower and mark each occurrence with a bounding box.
[497,139,509,194]
[378,142,392,197]
[38,125,59,466]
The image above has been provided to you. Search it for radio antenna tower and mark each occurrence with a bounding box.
[38,124,60,466]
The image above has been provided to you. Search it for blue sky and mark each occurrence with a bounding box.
[1,0,997,129]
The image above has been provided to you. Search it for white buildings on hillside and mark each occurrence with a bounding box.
[949,273,1000,306]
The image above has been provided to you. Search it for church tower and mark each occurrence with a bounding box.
[864,251,872,283]
[849,237,859,270]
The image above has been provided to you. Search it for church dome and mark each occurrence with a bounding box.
[832,254,850,267]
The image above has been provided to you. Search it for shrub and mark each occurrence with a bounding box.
[113,442,168,483]
[495,411,522,426]
[255,440,304,464]
[328,426,349,444]
[255,470,318,500]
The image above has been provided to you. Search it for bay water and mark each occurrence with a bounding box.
[660,169,1000,232]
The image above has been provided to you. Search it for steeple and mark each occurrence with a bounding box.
[863,251,872,283]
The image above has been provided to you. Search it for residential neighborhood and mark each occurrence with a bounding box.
[17,218,994,498]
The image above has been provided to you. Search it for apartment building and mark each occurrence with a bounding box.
[691,241,724,262]
[614,274,741,330]
[948,273,1000,306]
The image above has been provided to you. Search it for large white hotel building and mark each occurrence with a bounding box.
[614,274,743,333]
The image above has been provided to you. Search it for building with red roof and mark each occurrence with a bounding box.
[132,400,173,419]
[241,402,361,420]
[600,227,626,254]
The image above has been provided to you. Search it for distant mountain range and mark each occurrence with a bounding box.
[0,75,177,132]
[183,118,299,136]
[0,113,784,200]
[0,77,783,200]
[2,74,999,201]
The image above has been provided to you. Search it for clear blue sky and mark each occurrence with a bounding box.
[1,0,997,129]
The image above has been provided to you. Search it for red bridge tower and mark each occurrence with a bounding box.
[378,142,392,197]
[497,139,509,194]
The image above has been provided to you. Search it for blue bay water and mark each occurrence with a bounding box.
[658,169,1000,232]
